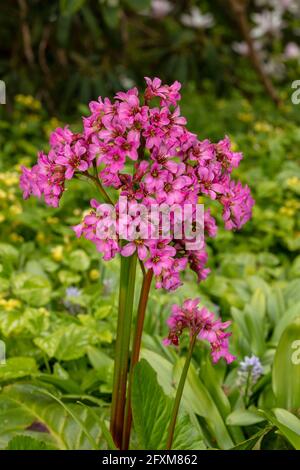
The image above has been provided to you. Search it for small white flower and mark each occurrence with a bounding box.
[181,7,214,30]
[151,0,173,18]
[251,10,285,38]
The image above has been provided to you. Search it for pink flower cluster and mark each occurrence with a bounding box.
[20,77,254,291]
[164,298,235,364]
[20,128,94,207]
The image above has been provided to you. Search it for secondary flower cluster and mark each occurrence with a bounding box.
[20,77,254,291]
[163,298,235,364]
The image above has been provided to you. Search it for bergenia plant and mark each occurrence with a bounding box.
[20,77,254,450]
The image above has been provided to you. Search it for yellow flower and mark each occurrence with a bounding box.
[89,269,100,281]
[9,205,22,215]
[10,233,24,242]
[279,207,295,217]
[286,199,300,209]
[0,189,7,199]
[254,122,272,133]
[15,94,41,110]
[36,231,46,243]
[287,177,300,188]
[51,245,64,262]
[47,216,59,225]
[237,112,254,123]
[0,298,22,311]
[4,176,19,186]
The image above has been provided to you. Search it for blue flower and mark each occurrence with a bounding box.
[238,354,263,385]
[63,286,82,314]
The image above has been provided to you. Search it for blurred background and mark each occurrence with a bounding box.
[0,0,300,451]
[1,0,300,115]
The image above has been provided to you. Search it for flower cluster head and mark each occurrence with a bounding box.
[238,355,263,385]
[20,77,254,291]
[163,298,235,364]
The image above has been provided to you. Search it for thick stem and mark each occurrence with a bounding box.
[122,269,154,450]
[228,0,281,106]
[110,254,137,449]
[166,333,197,450]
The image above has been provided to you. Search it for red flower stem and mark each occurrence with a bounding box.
[121,268,154,450]
[166,333,197,450]
[110,253,137,449]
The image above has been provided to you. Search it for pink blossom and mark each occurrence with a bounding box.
[164,298,235,364]
[21,77,253,292]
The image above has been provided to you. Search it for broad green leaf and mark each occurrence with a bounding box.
[263,409,300,450]
[0,357,38,382]
[6,435,51,450]
[37,373,82,394]
[174,360,234,449]
[272,318,300,409]
[142,348,233,449]
[267,287,285,326]
[68,250,90,272]
[272,302,300,343]
[0,277,10,293]
[11,273,52,307]
[226,409,265,426]
[0,243,18,261]
[0,307,49,337]
[132,359,205,450]
[58,270,81,285]
[34,323,101,360]
[140,349,174,395]
[0,383,104,450]
[251,288,266,320]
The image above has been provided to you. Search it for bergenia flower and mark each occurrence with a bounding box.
[163,298,235,364]
[20,77,254,291]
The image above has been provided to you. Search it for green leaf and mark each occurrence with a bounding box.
[6,435,50,450]
[11,273,52,307]
[59,0,86,15]
[175,360,234,449]
[141,348,233,449]
[272,318,300,409]
[230,427,271,450]
[0,383,104,450]
[58,270,81,285]
[226,409,265,426]
[34,323,100,361]
[272,302,300,343]
[125,0,151,11]
[0,357,38,382]
[0,307,49,337]
[132,359,205,450]
[263,409,300,450]
[0,243,18,261]
[68,250,90,272]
